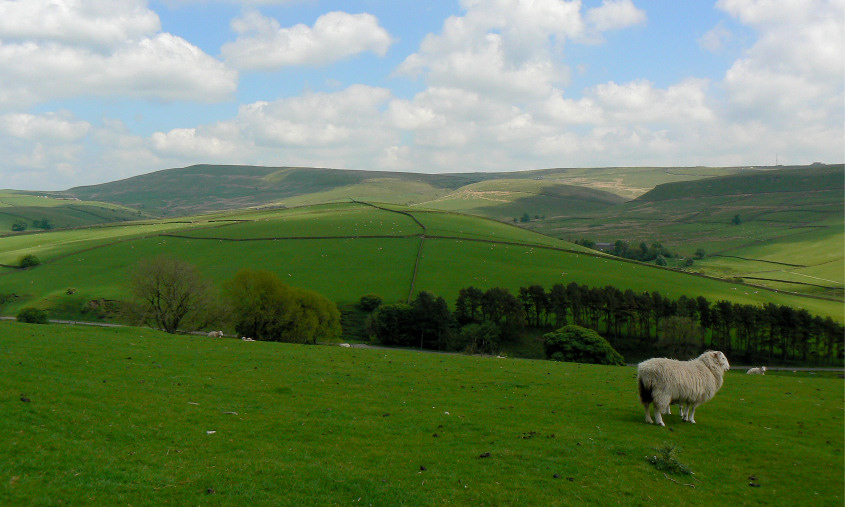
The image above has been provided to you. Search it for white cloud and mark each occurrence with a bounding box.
[0,0,160,49]
[151,128,237,158]
[586,0,647,32]
[0,1,236,109]
[717,0,843,133]
[698,21,733,52]
[590,78,714,124]
[0,34,237,108]
[221,10,394,70]
[236,85,393,148]
[396,0,587,99]
[0,112,91,142]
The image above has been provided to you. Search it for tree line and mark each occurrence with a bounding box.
[367,283,843,365]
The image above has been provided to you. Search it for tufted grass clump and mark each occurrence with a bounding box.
[648,442,693,476]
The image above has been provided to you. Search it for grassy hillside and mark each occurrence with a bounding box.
[61,164,760,217]
[0,191,146,232]
[64,165,479,216]
[0,202,840,327]
[520,165,844,298]
[1,321,842,504]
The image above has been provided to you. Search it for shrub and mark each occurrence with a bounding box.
[11,220,27,232]
[19,254,41,268]
[543,325,625,365]
[17,307,48,324]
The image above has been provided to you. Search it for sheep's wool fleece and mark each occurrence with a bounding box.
[638,351,729,405]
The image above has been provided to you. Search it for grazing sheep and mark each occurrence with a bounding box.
[746,366,767,375]
[637,350,730,426]
[207,330,223,338]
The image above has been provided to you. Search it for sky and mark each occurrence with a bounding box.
[0,0,842,191]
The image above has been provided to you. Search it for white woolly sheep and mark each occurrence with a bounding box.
[241,336,254,342]
[207,330,223,338]
[746,366,766,375]
[339,343,351,348]
[637,350,730,426]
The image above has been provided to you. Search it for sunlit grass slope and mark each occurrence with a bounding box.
[0,202,841,321]
[1,322,842,505]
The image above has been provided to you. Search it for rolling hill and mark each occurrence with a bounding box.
[0,202,839,328]
[517,165,844,298]
[60,164,759,217]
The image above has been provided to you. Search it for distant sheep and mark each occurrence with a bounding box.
[637,351,730,426]
[241,336,255,342]
[207,330,223,338]
[746,366,767,375]
[339,343,351,348]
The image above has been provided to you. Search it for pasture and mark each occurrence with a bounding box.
[0,202,841,323]
[1,321,841,504]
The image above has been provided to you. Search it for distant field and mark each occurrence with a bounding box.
[0,202,840,325]
[0,191,145,231]
[1,322,841,505]
[518,167,844,297]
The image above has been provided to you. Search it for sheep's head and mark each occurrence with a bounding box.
[711,351,730,371]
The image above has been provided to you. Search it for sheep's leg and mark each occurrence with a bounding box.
[653,409,665,426]
[686,404,698,424]
[653,397,669,426]
[643,402,654,424]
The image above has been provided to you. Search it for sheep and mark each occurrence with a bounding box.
[339,343,351,348]
[746,366,767,375]
[207,330,223,338]
[637,350,730,426]
[241,336,254,342]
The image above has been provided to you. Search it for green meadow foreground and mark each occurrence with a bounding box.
[2,322,842,505]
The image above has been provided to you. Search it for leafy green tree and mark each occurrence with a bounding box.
[694,248,706,259]
[520,213,531,223]
[224,268,340,343]
[411,291,452,349]
[455,286,484,325]
[658,316,704,358]
[732,214,742,225]
[543,325,625,365]
[17,307,48,324]
[369,303,414,346]
[655,255,668,266]
[129,255,219,334]
[11,220,27,231]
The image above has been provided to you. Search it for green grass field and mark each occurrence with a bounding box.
[1,321,841,504]
[0,191,146,231]
[0,202,841,325]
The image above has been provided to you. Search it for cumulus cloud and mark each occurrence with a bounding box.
[0,112,91,142]
[151,128,237,158]
[396,0,586,99]
[236,85,394,148]
[586,0,647,32]
[221,10,394,70]
[0,0,160,49]
[717,0,843,139]
[0,1,236,109]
